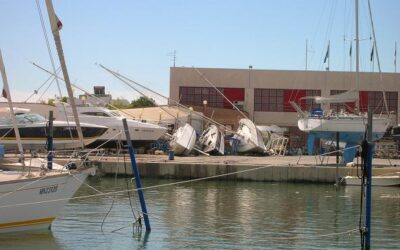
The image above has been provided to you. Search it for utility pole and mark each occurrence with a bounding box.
[395,42,397,73]
[305,39,314,70]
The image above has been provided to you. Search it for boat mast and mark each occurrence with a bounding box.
[99,64,238,135]
[355,0,360,112]
[0,50,24,162]
[45,0,84,147]
[367,0,389,115]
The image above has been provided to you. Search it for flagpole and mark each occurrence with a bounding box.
[395,42,397,73]
[324,40,330,71]
[328,40,330,71]
[350,41,352,72]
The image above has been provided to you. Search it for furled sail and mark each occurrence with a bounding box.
[301,89,359,104]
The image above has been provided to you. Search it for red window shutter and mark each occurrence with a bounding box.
[223,88,245,109]
[284,89,305,112]
[359,91,369,112]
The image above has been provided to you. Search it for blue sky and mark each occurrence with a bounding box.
[0,0,399,102]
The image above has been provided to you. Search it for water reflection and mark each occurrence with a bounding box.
[3,177,399,249]
[0,231,60,250]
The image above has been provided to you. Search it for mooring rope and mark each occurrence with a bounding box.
[0,164,274,208]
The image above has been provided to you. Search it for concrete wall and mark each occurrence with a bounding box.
[97,160,399,183]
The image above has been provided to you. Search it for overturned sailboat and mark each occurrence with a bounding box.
[169,123,197,156]
[232,118,266,154]
[199,124,224,155]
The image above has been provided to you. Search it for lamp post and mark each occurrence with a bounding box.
[203,100,208,117]
[248,65,253,120]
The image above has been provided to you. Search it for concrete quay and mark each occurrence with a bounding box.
[95,155,400,184]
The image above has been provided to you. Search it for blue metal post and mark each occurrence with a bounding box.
[122,118,151,231]
[364,110,373,249]
[47,111,54,170]
[364,142,373,249]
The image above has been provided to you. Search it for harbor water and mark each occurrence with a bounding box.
[1,176,399,249]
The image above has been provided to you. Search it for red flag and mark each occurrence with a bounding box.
[55,14,63,30]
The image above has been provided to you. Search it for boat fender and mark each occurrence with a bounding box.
[361,140,368,160]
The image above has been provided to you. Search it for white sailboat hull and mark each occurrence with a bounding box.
[199,124,224,155]
[343,175,400,186]
[170,123,196,156]
[233,119,266,153]
[298,116,390,133]
[298,116,390,143]
[0,169,90,233]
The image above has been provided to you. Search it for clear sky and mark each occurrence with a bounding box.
[0,0,399,103]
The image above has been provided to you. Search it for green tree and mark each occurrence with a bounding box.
[61,96,68,103]
[48,98,55,106]
[130,96,156,108]
[109,98,131,109]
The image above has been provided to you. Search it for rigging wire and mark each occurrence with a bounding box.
[123,149,139,221]
[100,152,119,233]
[36,76,55,102]
[99,64,239,135]
[25,66,61,103]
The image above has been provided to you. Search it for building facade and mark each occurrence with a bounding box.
[170,67,400,149]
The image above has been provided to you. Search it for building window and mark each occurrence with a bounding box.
[254,88,320,112]
[368,91,398,114]
[179,87,244,109]
[254,89,284,111]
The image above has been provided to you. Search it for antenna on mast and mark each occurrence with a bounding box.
[167,50,177,67]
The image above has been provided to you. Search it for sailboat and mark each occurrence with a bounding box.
[169,123,197,156]
[290,0,391,163]
[199,124,224,155]
[192,67,267,154]
[0,47,92,233]
[232,118,266,153]
[342,174,400,186]
[392,124,400,140]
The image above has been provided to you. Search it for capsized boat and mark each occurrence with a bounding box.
[0,111,108,150]
[0,167,93,233]
[393,124,400,140]
[232,119,266,153]
[342,174,400,186]
[199,124,224,155]
[169,123,196,156]
[56,103,167,148]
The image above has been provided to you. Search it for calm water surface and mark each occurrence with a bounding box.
[0,176,399,249]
